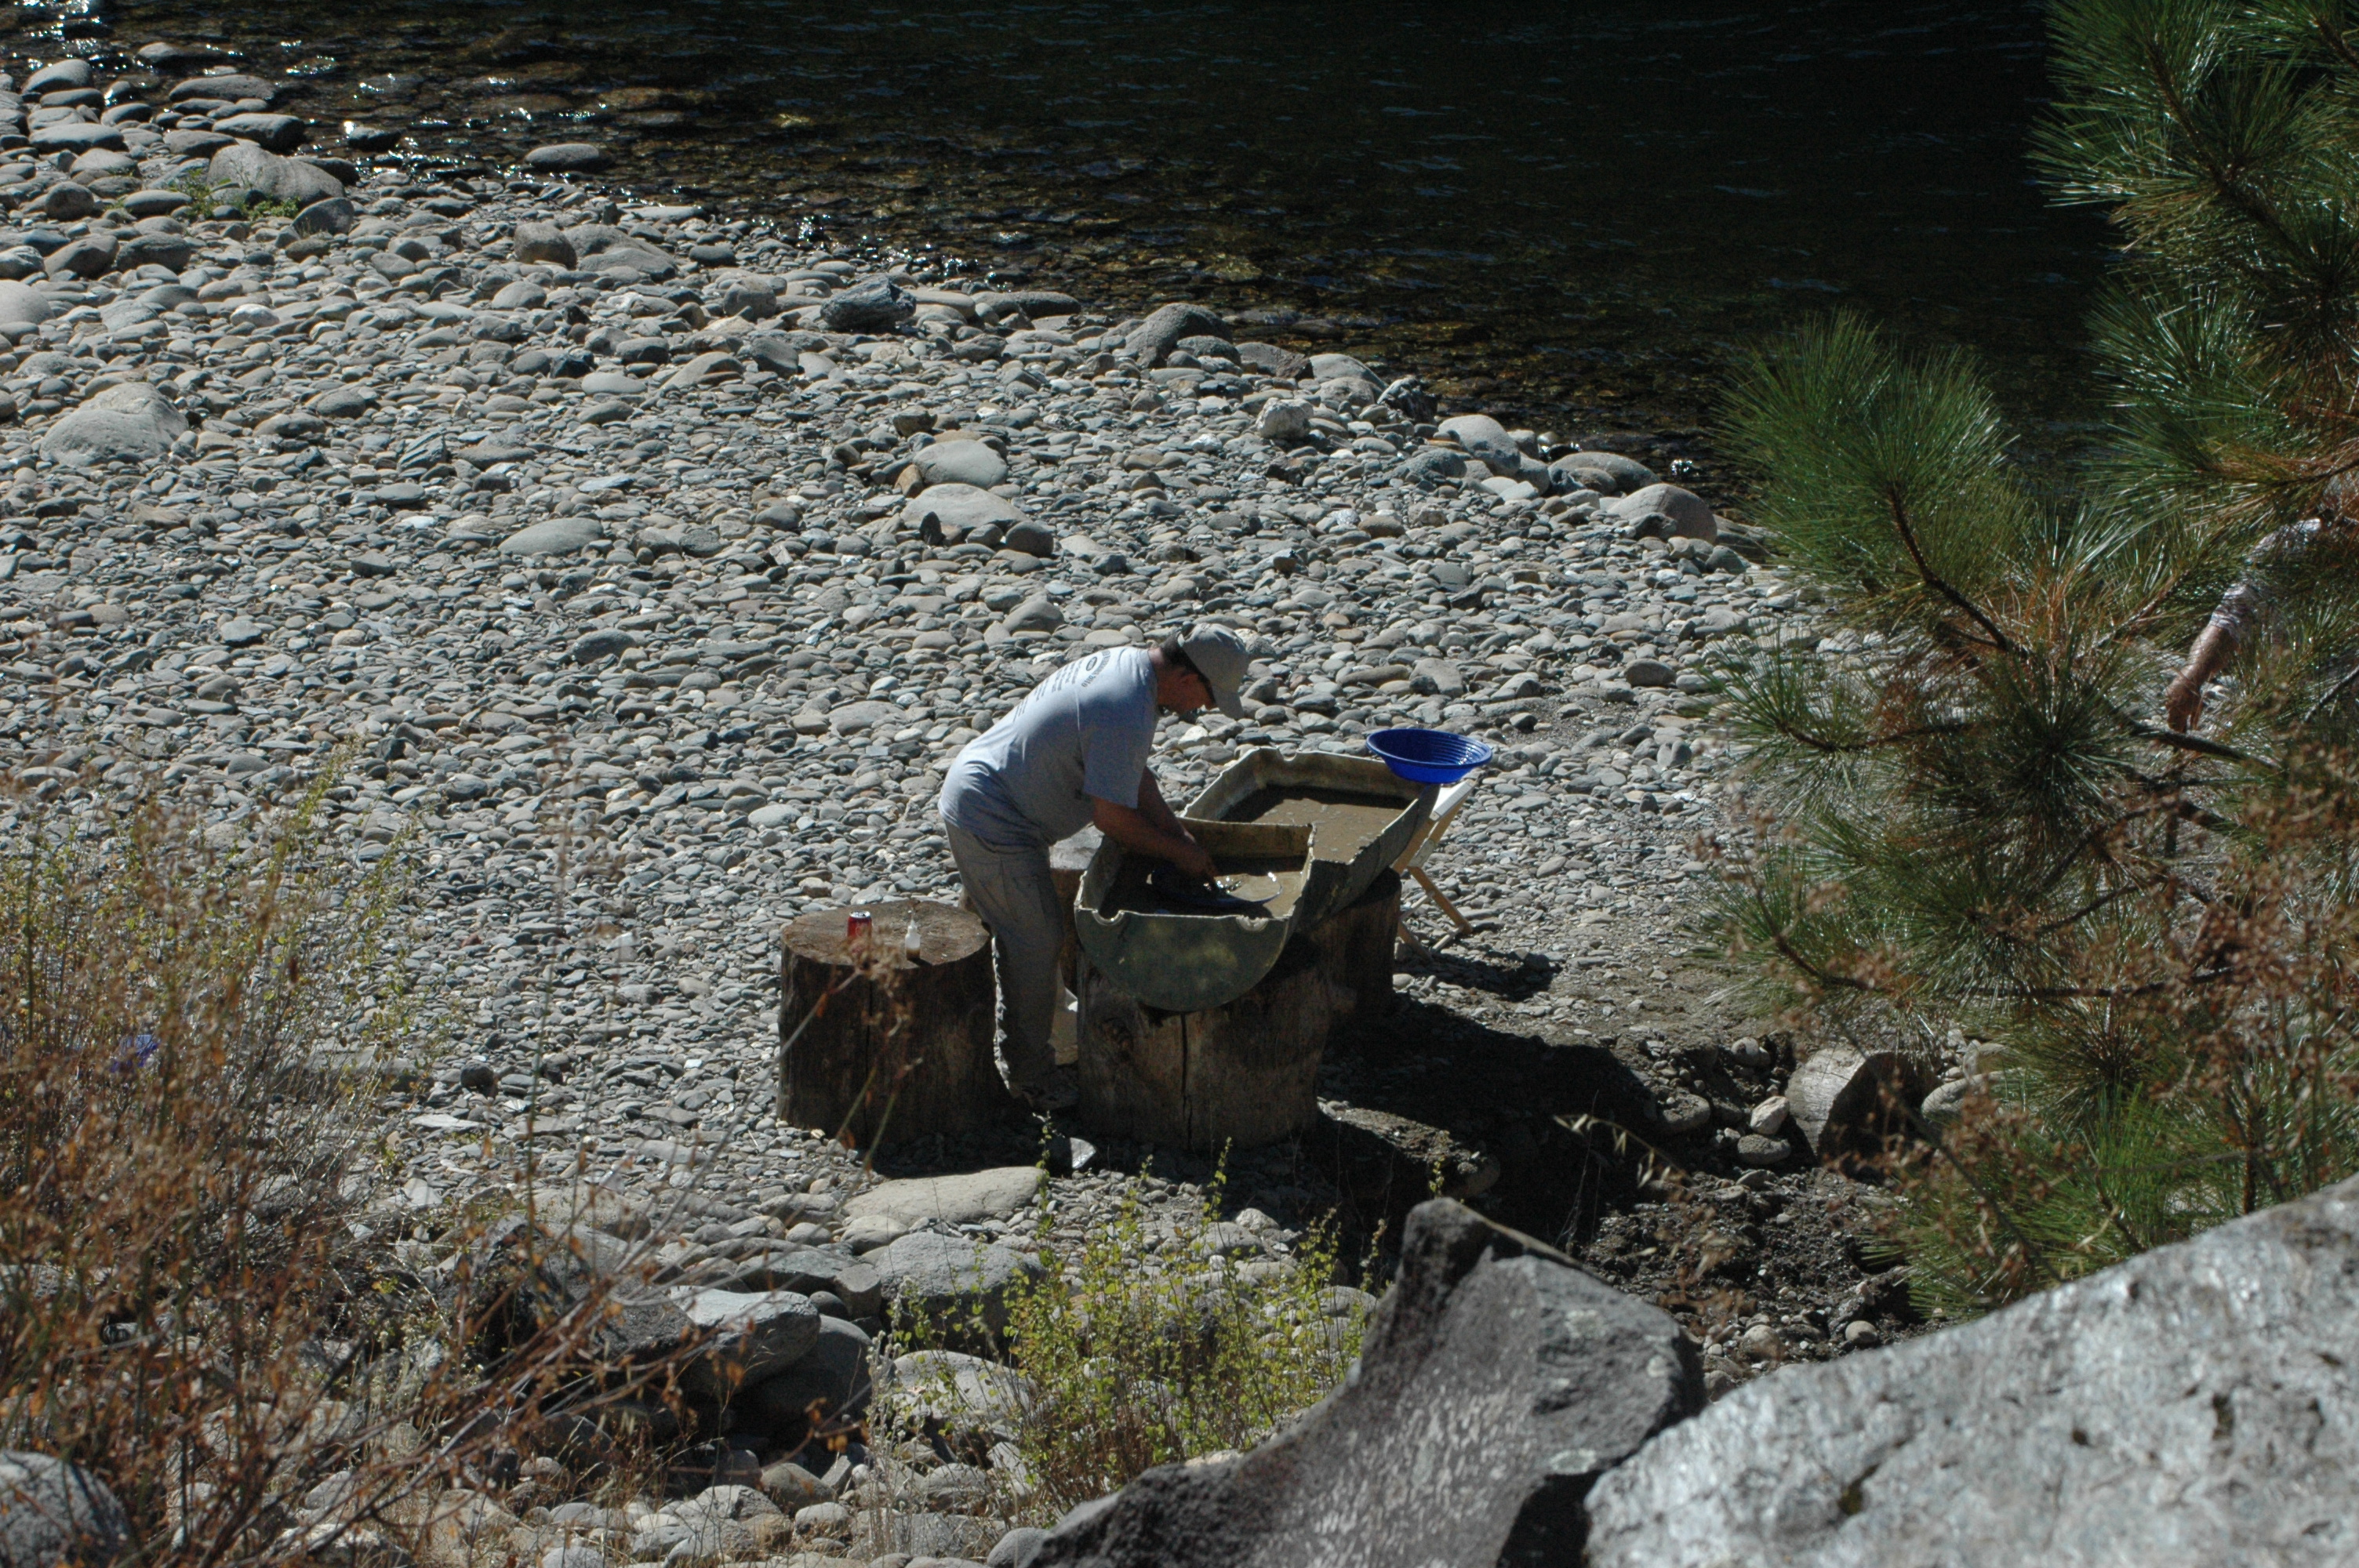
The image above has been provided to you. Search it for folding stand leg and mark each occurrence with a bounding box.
[1394,915,1431,958]
[1410,866,1475,935]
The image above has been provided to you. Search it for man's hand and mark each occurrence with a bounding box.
[2165,670,2205,733]
[1167,835,1218,881]
[1092,796,1218,880]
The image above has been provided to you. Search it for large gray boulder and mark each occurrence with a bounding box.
[846,1167,1041,1229]
[903,482,1020,546]
[1034,1200,1701,1567]
[674,1288,822,1399]
[206,143,344,209]
[868,1232,1043,1342]
[560,224,678,281]
[40,383,187,466]
[0,1452,131,1568]
[0,281,51,329]
[1605,482,1717,543]
[1785,1047,1927,1161]
[819,276,914,333]
[499,517,605,557]
[746,1316,874,1441]
[1125,301,1228,364]
[1587,1172,2359,1567]
[1549,449,1657,496]
[913,438,1009,490]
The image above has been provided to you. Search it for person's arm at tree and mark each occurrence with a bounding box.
[2165,519,2327,731]
[1093,773,1216,880]
[2165,619,2239,732]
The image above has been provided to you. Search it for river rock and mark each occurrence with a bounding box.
[976,289,1081,325]
[845,1167,1041,1229]
[852,1512,1002,1563]
[1785,1047,1926,1160]
[208,142,344,208]
[744,1316,874,1441]
[819,276,914,333]
[1125,301,1228,364]
[867,1232,1042,1341]
[0,281,52,328]
[1256,400,1311,443]
[883,1349,1037,1441]
[561,224,678,281]
[29,122,125,157]
[1606,483,1717,543]
[216,112,305,152]
[167,72,274,103]
[293,197,355,236]
[0,1452,132,1568]
[525,143,609,172]
[914,439,1008,489]
[1438,412,1520,465]
[1550,450,1658,495]
[722,1247,883,1318]
[674,1288,822,1397]
[903,483,1018,544]
[22,60,94,93]
[43,236,114,281]
[710,279,778,321]
[38,183,98,222]
[118,234,198,273]
[512,220,578,268]
[40,383,187,466]
[498,517,606,557]
[1001,596,1062,633]
[1034,1199,1701,1566]
[1590,1171,2359,1566]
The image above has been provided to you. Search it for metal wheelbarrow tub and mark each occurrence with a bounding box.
[1073,748,1432,1013]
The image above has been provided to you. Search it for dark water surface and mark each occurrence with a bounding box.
[78,1,2110,435]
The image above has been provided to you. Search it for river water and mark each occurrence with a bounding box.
[61,0,2110,437]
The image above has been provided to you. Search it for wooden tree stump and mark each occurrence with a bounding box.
[777,900,1010,1148]
[1075,871,1400,1152]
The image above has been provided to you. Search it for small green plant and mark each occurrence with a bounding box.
[889,1161,1369,1522]
[163,172,301,224]
[167,170,224,220]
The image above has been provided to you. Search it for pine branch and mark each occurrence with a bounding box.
[1884,481,2016,653]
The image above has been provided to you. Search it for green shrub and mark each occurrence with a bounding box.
[888,1167,1371,1521]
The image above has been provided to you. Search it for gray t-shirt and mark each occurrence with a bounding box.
[939,646,1158,851]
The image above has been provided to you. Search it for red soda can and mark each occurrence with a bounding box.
[845,909,873,946]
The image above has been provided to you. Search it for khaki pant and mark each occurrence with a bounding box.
[943,818,1062,1090]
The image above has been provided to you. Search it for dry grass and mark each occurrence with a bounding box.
[0,769,699,1563]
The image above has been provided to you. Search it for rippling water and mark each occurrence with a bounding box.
[68,0,2110,434]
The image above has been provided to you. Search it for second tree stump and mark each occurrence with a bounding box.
[777,900,1009,1148]
[1075,871,1400,1152]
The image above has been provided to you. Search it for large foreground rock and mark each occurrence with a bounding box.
[1587,1172,2359,1567]
[0,1451,132,1568]
[1034,1200,1701,1567]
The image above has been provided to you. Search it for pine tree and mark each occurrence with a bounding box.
[1713,0,2359,1313]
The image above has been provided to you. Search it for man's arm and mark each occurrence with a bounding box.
[2165,620,2239,732]
[2168,518,2334,731]
[1094,770,1216,879]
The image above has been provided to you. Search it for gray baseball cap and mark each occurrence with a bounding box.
[1179,624,1252,720]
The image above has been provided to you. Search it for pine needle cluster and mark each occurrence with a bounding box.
[1712,0,2359,1313]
